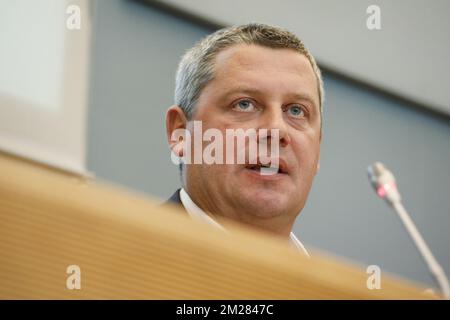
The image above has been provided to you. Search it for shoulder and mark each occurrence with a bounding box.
[162,189,187,215]
[166,189,182,205]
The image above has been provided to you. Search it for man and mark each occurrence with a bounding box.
[165,23,323,256]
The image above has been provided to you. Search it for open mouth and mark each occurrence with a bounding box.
[245,162,287,175]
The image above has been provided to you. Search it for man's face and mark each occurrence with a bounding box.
[185,44,321,223]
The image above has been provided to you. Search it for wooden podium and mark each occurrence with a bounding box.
[0,152,428,299]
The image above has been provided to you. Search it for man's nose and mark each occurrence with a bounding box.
[257,105,291,148]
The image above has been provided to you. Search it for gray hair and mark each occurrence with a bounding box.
[174,23,324,120]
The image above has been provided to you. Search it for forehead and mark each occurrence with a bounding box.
[210,44,320,105]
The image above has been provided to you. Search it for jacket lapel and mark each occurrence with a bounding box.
[164,189,187,214]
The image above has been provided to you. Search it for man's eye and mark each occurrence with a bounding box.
[233,99,256,112]
[287,105,305,118]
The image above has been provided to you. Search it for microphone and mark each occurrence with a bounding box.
[367,162,450,299]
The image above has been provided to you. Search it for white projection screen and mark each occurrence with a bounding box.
[0,0,91,174]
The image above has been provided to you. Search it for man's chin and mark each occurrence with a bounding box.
[237,188,292,218]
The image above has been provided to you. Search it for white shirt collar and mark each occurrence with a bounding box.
[179,188,309,257]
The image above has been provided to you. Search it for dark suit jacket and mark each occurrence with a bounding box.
[165,188,186,213]
[167,188,182,205]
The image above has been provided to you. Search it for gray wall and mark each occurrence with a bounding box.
[87,0,450,288]
[151,0,450,116]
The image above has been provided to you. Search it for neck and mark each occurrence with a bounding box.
[183,187,295,240]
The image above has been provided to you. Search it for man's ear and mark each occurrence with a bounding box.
[166,105,188,157]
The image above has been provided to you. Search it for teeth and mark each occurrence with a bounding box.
[247,163,282,175]
[260,166,279,176]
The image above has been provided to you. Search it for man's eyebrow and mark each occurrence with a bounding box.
[288,93,319,110]
[219,87,264,99]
